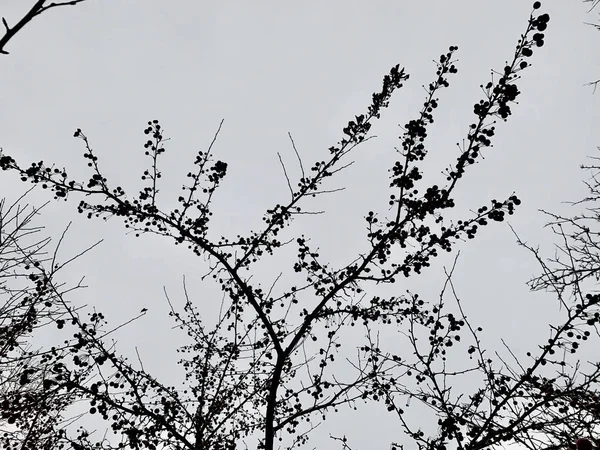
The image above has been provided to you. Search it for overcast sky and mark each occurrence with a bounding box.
[1,1,600,449]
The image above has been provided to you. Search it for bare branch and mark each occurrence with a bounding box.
[0,0,91,55]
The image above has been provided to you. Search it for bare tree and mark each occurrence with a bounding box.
[496,147,600,450]
[3,3,595,450]
[352,247,600,450]
[0,2,118,449]
[0,189,103,450]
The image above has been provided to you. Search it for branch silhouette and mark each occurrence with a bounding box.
[0,0,90,55]
[3,3,594,450]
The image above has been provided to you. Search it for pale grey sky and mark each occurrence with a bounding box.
[1,1,599,449]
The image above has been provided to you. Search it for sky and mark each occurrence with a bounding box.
[1,1,600,449]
